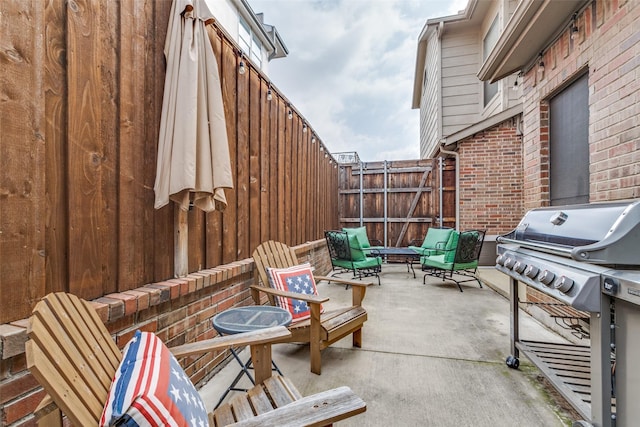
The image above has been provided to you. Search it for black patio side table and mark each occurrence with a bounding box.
[370,247,421,278]
[211,305,292,408]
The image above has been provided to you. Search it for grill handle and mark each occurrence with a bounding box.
[496,236,573,258]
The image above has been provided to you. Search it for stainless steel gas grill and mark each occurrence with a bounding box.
[495,200,640,427]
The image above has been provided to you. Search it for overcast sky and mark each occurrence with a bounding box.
[250,0,468,162]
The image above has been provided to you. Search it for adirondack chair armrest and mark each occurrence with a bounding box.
[249,285,330,305]
[313,275,372,288]
[229,386,366,427]
[314,275,370,306]
[170,326,291,358]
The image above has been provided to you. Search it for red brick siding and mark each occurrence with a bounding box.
[521,0,640,208]
[457,121,524,235]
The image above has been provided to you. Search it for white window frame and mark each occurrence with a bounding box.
[239,16,263,69]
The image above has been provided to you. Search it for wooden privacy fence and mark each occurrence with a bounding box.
[338,158,456,247]
[0,0,338,323]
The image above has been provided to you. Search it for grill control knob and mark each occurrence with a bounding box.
[555,276,574,293]
[525,265,539,279]
[513,261,527,274]
[496,255,504,266]
[503,257,516,269]
[539,270,555,286]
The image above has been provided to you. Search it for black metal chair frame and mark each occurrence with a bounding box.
[422,229,486,292]
[325,230,381,286]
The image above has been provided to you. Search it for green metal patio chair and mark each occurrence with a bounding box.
[342,226,383,255]
[325,230,382,285]
[408,227,454,256]
[421,229,486,292]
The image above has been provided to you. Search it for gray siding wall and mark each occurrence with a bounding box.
[441,30,480,137]
[419,30,441,159]
[418,0,523,159]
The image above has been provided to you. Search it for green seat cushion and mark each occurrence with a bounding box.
[409,245,440,256]
[353,256,382,269]
[332,256,381,270]
[346,232,367,261]
[420,254,446,265]
[421,228,453,251]
[343,226,372,249]
[443,231,460,263]
[420,254,478,271]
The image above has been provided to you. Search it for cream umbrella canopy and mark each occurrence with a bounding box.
[154,0,233,213]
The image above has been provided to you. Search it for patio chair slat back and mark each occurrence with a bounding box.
[253,240,299,305]
[26,292,121,426]
[252,240,371,374]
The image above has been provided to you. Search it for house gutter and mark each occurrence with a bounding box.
[439,143,459,231]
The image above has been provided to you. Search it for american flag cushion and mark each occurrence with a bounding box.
[100,330,209,427]
[266,263,322,322]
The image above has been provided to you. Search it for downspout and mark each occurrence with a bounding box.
[438,157,443,227]
[383,160,388,247]
[439,142,459,231]
[359,161,364,227]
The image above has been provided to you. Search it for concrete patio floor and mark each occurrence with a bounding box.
[199,264,583,426]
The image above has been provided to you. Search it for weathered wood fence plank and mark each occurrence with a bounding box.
[67,0,104,298]
[338,159,454,247]
[221,40,238,266]
[1,3,340,323]
[0,0,46,321]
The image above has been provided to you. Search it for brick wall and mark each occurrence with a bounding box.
[0,239,330,426]
[512,0,640,324]
[457,120,524,235]
[521,0,640,209]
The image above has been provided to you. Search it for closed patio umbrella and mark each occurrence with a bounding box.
[154,0,233,213]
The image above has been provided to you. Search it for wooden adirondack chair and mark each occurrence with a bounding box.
[25,292,366,426]
[252,241,371,375]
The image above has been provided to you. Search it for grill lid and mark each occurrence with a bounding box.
[498,200,640,266]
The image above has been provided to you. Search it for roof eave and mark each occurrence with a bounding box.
[478,0,588,83]
[411,24,435,109]
[441,104,524,149]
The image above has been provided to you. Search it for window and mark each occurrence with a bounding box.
[239,16,262,69]
[483,16,499,106]
[549,73,589,205]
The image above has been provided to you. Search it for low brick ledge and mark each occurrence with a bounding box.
[0,239,328,361]
[0,258,255,360]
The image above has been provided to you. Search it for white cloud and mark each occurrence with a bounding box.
[251,0,468,161]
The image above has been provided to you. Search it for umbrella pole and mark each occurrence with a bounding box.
[175,204,188,277]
